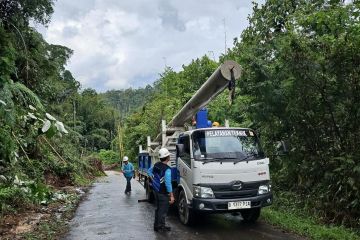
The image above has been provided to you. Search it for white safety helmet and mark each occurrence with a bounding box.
[123,156,129,162]
[159,148,171,159]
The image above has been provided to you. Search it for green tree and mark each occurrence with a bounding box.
[226,0,360,227]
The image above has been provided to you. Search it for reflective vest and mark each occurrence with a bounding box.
[152,162,170,194]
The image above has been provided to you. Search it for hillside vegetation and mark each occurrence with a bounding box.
[0,2,152,237]
[0,0,139,216]
[100,86,154,119]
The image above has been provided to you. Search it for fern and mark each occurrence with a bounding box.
[7,82,44,111]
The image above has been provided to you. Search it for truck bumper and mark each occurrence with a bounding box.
[191,193,272,213]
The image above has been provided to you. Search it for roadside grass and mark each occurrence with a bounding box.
[262,207,360,240]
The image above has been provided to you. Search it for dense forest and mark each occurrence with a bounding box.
[101,86,154,118]
[0,0,359,237]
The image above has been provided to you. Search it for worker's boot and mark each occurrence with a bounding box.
[154,225,171,232]
[161,226,171,231]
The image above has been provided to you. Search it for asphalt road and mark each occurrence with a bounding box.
[64,171,303,240]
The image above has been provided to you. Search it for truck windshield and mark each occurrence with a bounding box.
[192,129,265,161]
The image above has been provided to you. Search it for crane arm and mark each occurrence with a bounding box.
[168,60,241,127]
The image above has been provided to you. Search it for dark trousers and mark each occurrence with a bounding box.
[154,191,169,228]
[125,177,132,193]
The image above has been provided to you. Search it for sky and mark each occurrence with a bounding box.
[36,0,263,92]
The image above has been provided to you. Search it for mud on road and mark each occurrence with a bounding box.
[64,171,303,240]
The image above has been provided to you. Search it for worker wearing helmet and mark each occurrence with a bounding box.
[212,121,220,127]
[147,148,175,232]
[121,156,134,194]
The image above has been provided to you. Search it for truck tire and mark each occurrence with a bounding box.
[178,190,194,225]
[241,208,261,223]
[145,180,154,203]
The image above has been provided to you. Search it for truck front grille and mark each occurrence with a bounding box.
[214,189,258,199]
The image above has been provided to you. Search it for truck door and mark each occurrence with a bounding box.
[178,135,193,199]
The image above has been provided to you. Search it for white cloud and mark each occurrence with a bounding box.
[41,0,263,91]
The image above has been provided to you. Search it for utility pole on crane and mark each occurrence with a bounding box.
[118,123,124,166]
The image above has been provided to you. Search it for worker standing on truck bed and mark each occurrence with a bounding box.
[121,156,134,194]
[147,148,175,232]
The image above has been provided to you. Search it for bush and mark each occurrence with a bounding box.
[0,186,29,214]
[98,149,119,165]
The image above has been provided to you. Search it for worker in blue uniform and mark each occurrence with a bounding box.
[148,148,175,232]
[121,156,134,194]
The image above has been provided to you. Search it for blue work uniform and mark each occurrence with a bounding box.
[148,163,172,193]
[148,162,172,230]
[122,162,134,193]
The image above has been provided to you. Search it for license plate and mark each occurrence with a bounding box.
[228,201,251,210]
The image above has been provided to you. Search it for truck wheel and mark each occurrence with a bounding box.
[241,208,260,223]
[145,180,154,203]
[178,190,194,225]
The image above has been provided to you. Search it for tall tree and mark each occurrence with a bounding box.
[226,0,360,226]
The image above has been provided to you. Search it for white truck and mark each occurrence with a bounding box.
[137,60,273,225]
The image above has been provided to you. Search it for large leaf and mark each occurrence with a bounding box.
[27,112,37,120]
[55,121,68,134]
[45,113,56,121]
[29,105,36,111]
[41,120,51,133]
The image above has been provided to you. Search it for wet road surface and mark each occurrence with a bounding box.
[65,171,303,240]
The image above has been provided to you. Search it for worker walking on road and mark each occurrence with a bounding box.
[121,156,134,194]
[148,148,175,232]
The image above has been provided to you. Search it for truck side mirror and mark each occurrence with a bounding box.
[276,141,289,155]
[176,144,185,157]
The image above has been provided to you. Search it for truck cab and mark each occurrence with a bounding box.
[175,127,272,224]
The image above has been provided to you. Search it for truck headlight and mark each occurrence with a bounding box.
[258,184,271,195]
[193,185,215,198]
